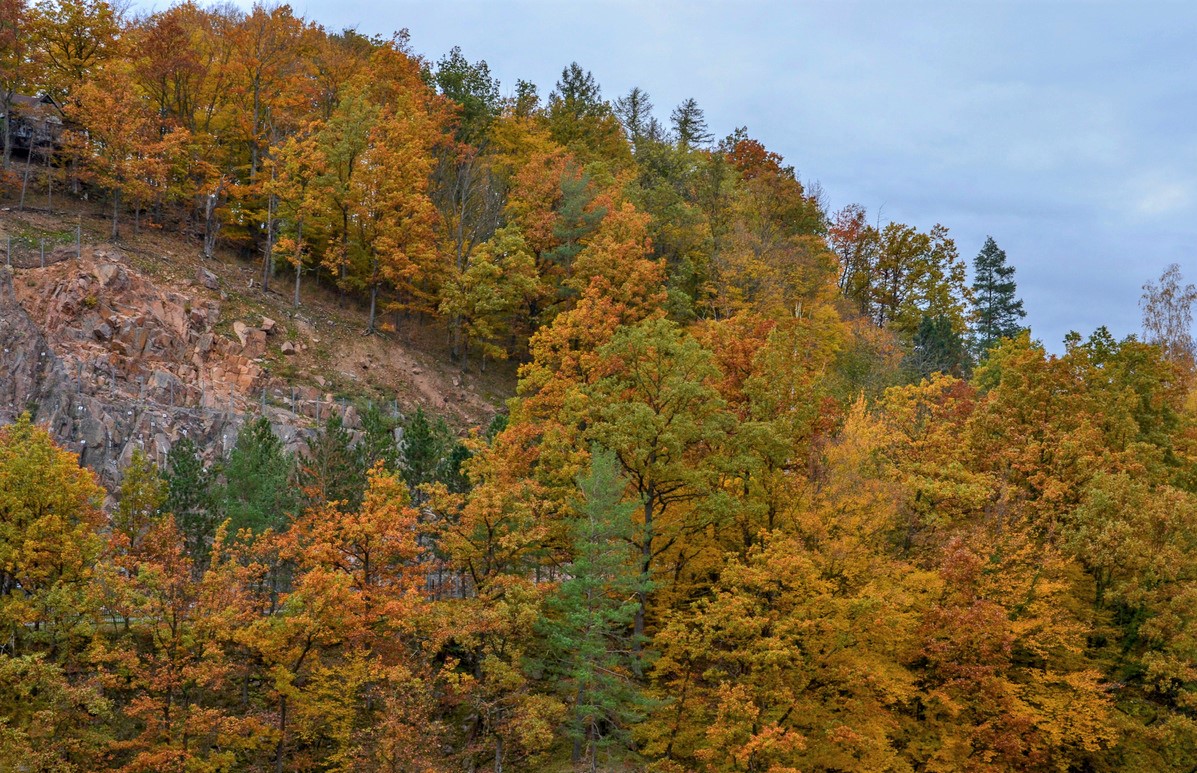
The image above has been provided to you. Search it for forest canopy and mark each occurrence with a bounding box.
[3,1,1197,771]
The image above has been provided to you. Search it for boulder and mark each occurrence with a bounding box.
[93,263,123,288]
[232,322,266,358]
[196,267,219,291]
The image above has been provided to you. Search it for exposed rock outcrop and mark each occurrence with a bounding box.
[0,249,363,491]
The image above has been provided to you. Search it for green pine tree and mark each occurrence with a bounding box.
[971,236,1026,357]
[906,314,972,381]
[163,437,217,571]
[220,417,297,535]
[541,447,648,770]
[359,403,401,472]
[298,413,366,511]
[399,406,453,502]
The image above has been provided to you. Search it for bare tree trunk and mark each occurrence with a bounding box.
[292,221,304,308]
[275,694,287,773]
[111,188,121,241]
[1,95,11,170]
[261,192,275,292]
[368,282,378,334]
[202,191,220,260]
[19,150,31,210]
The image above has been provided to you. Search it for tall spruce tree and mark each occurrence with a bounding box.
[163,437,217,572]
[970,236,1026,357]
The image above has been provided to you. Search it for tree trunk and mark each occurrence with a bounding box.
[2,95,11,170]
[293,221,303,308]
[275,694,287,773]
[262,193,275,293]
[111,187,121,241]
[202,192,219,259]
[19,150,31,210]
[571,683,585,763]
[293,258,302,308]
[634,488,655,669]
[368,282,378,334]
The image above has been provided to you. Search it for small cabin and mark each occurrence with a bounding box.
[1,94,65,155]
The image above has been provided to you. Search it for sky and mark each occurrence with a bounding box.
[139,0,1197,349]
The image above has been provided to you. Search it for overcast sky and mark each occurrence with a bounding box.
[143,0,1197,349]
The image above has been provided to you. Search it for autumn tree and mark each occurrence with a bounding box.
[112,448,166,557]
[265,467,446,768]
[0,415,106,659]
[432,48,507,358]
[226,4,317,291]
[1141,262,1197,372]
[0,0,32,170]
[0,652,110,768]
[347,101,441,332]
[28,0,119,101]
[268,122,328,307]
[438,224,539,364]
[317,83,377,294]
[69,62,183,238]
[841,218,970,341]
[547,62,630,167]
[580,317,732,645]
[710,134,834,318]
[643,403,927,771]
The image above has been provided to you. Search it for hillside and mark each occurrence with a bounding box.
[0,196,515,489]
[4,3,1197,771]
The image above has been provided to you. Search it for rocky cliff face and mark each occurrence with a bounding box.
[0,265,74,438]
[0,248,360,491]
